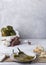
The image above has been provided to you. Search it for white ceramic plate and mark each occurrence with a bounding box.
[10,52,36,63]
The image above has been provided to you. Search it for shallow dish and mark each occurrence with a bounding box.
[10,52,36,63]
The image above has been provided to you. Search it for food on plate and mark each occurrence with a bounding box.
[1,26,16,36]
[11,48,36,62]
[24,40,31,45]
[33,45,44,54]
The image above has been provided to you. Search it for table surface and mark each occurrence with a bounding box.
[0,39,46,65]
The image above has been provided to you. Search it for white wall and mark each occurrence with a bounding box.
[0,0,46,38]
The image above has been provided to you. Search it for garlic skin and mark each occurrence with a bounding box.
[37,45,44,51]
[3,41,10,47]
[33,45,44,54]
[39,52,46,58]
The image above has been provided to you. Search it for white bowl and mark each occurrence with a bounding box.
[0,31,20,47]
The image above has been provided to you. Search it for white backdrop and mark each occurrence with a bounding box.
[0,0,46,39]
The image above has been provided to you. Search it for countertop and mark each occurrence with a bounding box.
[0,39,46,65]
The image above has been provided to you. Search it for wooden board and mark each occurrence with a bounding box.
[3,57,46,63]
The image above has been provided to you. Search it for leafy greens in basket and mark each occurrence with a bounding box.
[1,26,16,36]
